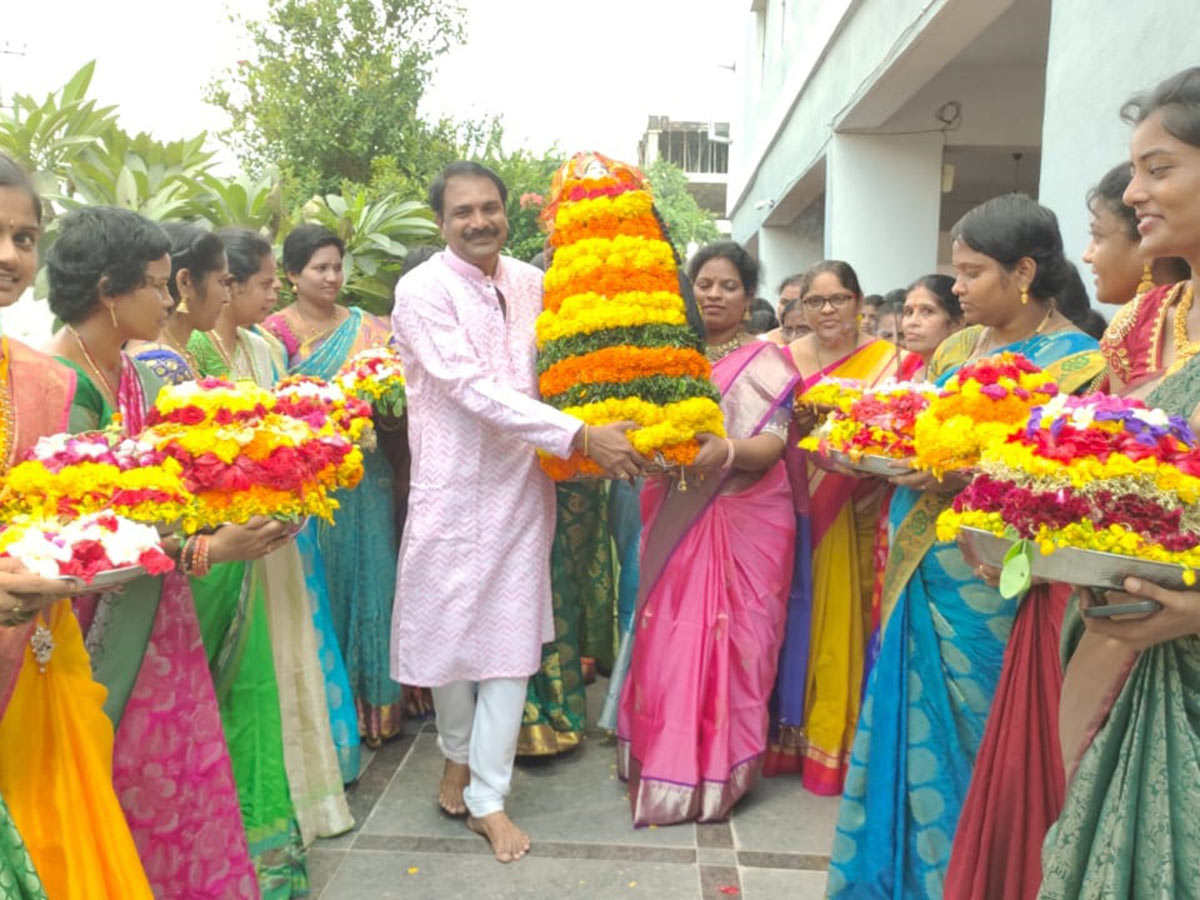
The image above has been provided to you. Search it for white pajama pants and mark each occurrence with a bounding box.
[431,676,528,818]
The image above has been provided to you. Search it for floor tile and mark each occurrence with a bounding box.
[320,849,702,900]
[730,779,840,855]
[739,866,827,900]
[307,848,345,899]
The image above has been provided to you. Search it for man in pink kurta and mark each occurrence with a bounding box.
[390,162,641,862]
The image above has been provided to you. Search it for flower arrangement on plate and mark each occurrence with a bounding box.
[796,377,864,415]
[912,353,1059,478]
[799,379,937,471]
[334,346,407,419]
[937,393,1200,594]
[0,510,173,584]
[0,432,190,527]
[535,152,724,480]
[273,374,375,446]
[142,378,365,532]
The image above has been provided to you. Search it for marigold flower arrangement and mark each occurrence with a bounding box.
[0,433,190,527]
[142,378,364,532]
[0,511,173,583]
[937,393,1200,584]
[912,353,1059,477]
[535,152,723,479]
[799,380,937,461]
[796,378,863,415]
[334,346,407,419]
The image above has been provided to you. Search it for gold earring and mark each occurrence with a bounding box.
[175,296,190,315]
[1137,262,1155,295]
[1020,287,1029,305]
[108,303,119,329]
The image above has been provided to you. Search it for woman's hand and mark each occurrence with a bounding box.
[1078,578,1200,651]
[793,404,820,437]
[889,468,971,494]
[0,558,83,625]
[688,433,730,474]
[209,516,291,565]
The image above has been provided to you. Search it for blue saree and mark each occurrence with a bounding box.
[263,306,403,746]
[827,327,1104,899]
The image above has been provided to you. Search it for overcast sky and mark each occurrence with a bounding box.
[4,0,741,167]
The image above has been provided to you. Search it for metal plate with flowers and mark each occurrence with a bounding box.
[827,451,916,477]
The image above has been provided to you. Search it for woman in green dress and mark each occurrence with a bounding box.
[1038,66,1200,900]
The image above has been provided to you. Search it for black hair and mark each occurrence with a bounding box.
[781,297,804,319]
[687,240,760,297]
[428,161,508,218]
[882,288,907,310]
[1078,308,1109,342]
[46,206,170,325]
[862,294,884,309]
[797,260,862,300]
[1086,164,1138,243]
[907,274,962,321]
[950,193,1088,326]
[162,222,225,303]
[1059,262,1093,328]
[282,223,344,276]
[1121,67,1200,148]
[746,297,779,335]
[777,273,805,295]
[0,153,41,224]
[218,227,274,283]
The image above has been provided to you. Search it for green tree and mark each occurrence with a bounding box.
[208,0,492,198]
[485,148,565,264]
[645,159,721,259]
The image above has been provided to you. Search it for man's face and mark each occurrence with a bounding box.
[439,175,509,273]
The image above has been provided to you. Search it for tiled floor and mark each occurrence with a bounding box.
[310,680,837,899]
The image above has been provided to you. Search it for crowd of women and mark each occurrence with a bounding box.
[0,64,1197,900]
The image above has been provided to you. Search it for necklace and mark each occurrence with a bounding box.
[208,329,237,374]
[160,327,199,373]
[67,326,119,409]
[814,331,861,376]
[288,305,344,346]
[974,302,1056,359]
[1168,281,1199,375]
[0,339,14,471]
[705,333,745,363]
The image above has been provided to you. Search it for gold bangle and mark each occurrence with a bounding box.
[583,424,590,457]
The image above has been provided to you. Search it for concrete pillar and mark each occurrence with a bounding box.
[824,131,942,296]
[1039,0,1200,300]
[757,213,822,300]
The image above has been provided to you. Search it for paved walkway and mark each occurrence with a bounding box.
[310,680,837,899]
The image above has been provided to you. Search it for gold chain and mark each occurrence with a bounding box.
[1168,281,1200,375]
[974,302,1056,359]
[66,326,119,409]
[159,327,199,373]
[0,339,14,472]
[207,329,237,373]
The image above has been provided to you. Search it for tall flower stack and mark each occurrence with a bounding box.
[937,393,1200,583]
[912,353,1060,477]
[141,378,365,532]
[535,152,724,480]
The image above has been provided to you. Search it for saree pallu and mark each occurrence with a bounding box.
[264,308,403,745]
[1038,345,1200,899]
[828,328,1104,899]
[617,342,800,825]
[191,563,308,898]
[518,482,615,756]
[60,357,259,899]
[192,331,359,823]
[768,339,897,793]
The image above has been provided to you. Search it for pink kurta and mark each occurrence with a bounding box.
[390,249,580,686]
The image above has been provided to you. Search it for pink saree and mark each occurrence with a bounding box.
[69,356,260,899]
[617,342,800,825]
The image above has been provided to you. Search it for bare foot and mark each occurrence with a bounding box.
[467,811,531,863]
[437,760,469,816]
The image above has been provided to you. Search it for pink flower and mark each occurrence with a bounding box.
[519,192,545,210]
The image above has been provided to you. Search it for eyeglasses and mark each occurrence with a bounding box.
[801,292,856,311]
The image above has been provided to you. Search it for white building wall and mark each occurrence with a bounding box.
[1038,0,1200,279]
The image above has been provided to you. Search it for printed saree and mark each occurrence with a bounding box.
[617,341,800,825]
[61,353,260,899]
[1038,288,1200,899]
[518,481,616,756]
[0,340,152,899]
[263,306,403,745]
[765,338,899,793]
[827,327,1104,899]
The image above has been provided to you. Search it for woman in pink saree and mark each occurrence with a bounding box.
[618,242,800,825]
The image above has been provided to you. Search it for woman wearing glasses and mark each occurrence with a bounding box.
[765,261,917,793]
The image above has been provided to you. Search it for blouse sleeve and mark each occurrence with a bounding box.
[760,406,790,441]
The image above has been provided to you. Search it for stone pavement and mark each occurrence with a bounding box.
[310,680,838,899]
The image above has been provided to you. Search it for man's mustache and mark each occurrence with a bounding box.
[463,227,500,241]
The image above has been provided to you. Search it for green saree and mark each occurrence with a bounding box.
[517,482,616,756]
[0,797,45,900]
[1039,353,1200,899]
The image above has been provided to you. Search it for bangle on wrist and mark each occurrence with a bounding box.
[583,424,590,458]
[721,438,736,471]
